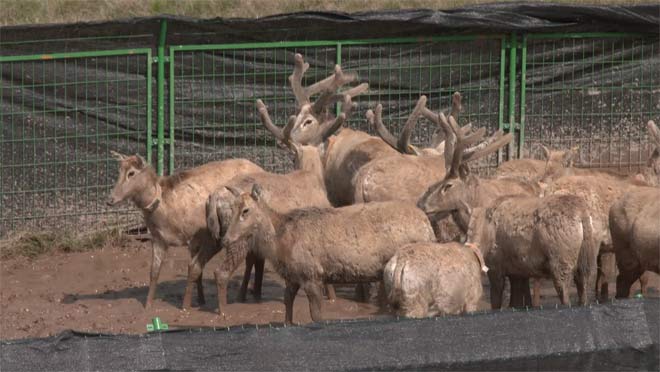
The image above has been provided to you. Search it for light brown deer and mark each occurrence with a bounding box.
[495,144,579,182]
[609,186,660,298]
[466,194,599,308]
[106,154,263,309]
[205,119,333,316]
[542,120,660,301]
[353,93,467,204]
[256,53,394,207]
[221,184,435,324]
[416,110,542,307]
[383,239,488,318]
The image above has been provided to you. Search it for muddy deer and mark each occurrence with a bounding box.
[383,238,488,318]
[416,110,542,307]
[353,93,467,204]
[221,184,435,324]
[205,118,334,316]
[465,194,599,308]
[495,144,579,182]
[256,53,395,207]
[106,153,263,309]
[542,120,660,301]
[609,186,660,298]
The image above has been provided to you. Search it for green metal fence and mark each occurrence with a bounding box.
[1,25,658,236]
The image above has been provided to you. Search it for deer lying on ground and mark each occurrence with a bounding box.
[221,184,435,324]
[383,238,488,318]
[466,194,599,308]
[205,119,334,316]
[106,153,263,309]
[256,53,394,207]
[609,186,660,298]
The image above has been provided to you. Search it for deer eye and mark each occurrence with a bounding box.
[442,183,453,193]
[127,170,136,179]
[302,119,313,128]
[241,208,250,216]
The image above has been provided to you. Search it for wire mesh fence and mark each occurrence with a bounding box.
[0,50,152,235]
[1,28,658,237]
[522,34,660,169]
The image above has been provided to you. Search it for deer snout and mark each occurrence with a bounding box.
[106,196,119,206]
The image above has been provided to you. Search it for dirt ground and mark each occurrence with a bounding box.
[1,239,658,341]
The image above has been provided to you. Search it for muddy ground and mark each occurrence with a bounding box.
[1,239,658,340]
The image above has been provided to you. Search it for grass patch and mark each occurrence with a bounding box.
[0,228,133,260]
[1,0,656,26]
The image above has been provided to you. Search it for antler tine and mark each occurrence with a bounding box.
[648,120,660,147]
[397,95,427,155]
[306,64,357,98]
[317,94,354,144]
[463,131,514,163]
[110,150,127,161]
[450,92,462,120]
[288,53,310,107]
[256,99,285,142]
[369,104,399,150]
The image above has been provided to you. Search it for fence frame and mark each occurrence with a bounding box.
[1,19,658,234]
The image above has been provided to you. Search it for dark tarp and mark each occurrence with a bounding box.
[1,4,659,54]
[2,299,659,371]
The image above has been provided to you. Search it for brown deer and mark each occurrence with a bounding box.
[416,110,542,307]
[221,184,435,324]
[465,194,599,308]
[495,144,579,182]
[383,239,488,318]
[353,93,467,204]
[542,120,660,301]
[609,186,660,298]
[256,53,395,207]
[106,154,263,309]
[205,118,334,316]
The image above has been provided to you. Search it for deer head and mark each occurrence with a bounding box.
[256,54,368,146]
[107,151,158,209]
[417,105,513,219]
[221,184,272,252]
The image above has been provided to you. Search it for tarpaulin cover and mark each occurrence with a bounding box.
[1,4,659,53]
[2,299,659,371]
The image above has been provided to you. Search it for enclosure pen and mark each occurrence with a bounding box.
[0,14,658,236]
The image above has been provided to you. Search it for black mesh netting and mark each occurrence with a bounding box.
[1,299,658,371]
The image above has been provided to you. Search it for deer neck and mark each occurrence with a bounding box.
[253,202,285,262]
[133,167,162,213]
[299,152,325,186]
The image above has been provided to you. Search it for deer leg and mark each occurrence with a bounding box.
[325,284,337,302]
[596,251,616,302]
[355,283,371,302]
[284,281,301,325]
[508,277,532,308]
[616,268,643,299]
[532,279,541,307]
[488,271,505,310]
[145,240,167,309]
[238,251,256,302]
[215,241,249,316]
[183,241,221,309]
[252,256,265,301]
[551,275,571,306]
[304,282,325,323]
[640,272,649,296]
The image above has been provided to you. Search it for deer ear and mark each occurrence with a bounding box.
[224,186,242,197]
[110,150,127,161]
[134,154,147,168]
[251,183,264,202]
[562,146,579,167]
[540,145,550,160]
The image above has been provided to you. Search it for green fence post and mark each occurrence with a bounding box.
[519,34,527,158]
[498,36,507,164]
[156,19,167,175]
[335,42,342,118]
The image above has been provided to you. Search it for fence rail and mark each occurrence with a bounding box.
[1,21,658,236]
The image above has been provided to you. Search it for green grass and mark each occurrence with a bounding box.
[1,0,655,26]
[0,229,132,260]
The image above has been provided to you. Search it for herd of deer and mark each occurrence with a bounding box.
[107,54,660,324]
